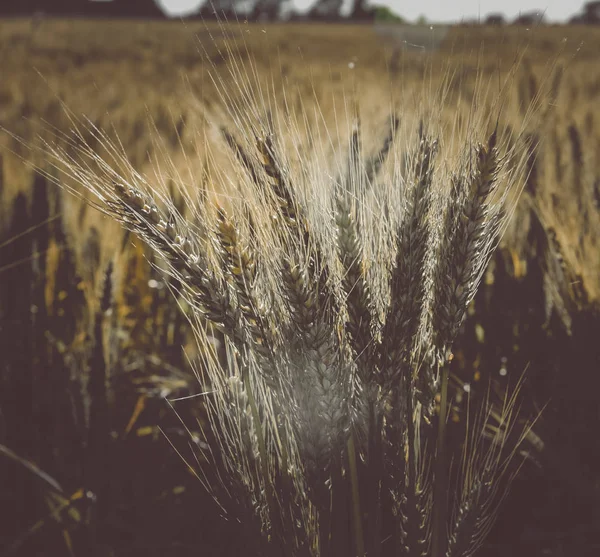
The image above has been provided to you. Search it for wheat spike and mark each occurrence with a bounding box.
[31,29,543,556]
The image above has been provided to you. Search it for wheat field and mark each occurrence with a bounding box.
[1,18,599,557]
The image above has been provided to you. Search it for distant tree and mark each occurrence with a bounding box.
[251,0,293,21]
[52,0,83,15]
[85,0,120,16]
[513,10,545,26]
[194,0,240,20]
[485,13,505,25]
[25,0,80,16]
[286,9,308,21]
[0,0,89,17]
[0,0,168,18]
[351,0,375,20]
[111,0,165,18]
[0,0,32,15]
[308,0,344,21]
[373,5,404,23]
[586,0,600,19]
[570,1,600,24]
[415,14,427,25]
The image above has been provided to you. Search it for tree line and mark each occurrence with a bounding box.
[0,0,375,22]
[1,1,599,26]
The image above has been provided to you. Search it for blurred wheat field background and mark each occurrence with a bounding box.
[1,17,599,557]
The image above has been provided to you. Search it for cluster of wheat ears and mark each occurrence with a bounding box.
[27,29,550,557]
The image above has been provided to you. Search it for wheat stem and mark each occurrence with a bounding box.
[432,363,450,557]
[347,433,366,557]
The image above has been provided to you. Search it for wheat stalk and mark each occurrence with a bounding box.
[24,27,547,557]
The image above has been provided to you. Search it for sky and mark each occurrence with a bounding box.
[156,0,588,22]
